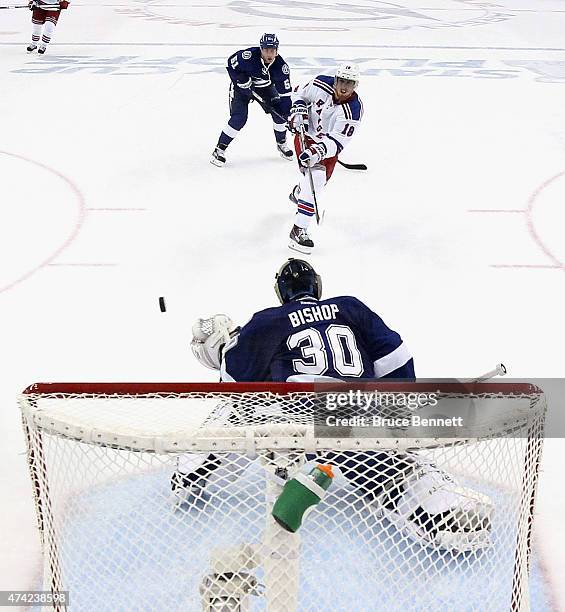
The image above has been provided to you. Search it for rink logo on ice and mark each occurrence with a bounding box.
[14,57,565,82]
[227,0,513,31]
[116,0,513,31]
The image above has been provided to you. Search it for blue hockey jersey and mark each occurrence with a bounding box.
[220,296,414,382]
[226,46,291,96]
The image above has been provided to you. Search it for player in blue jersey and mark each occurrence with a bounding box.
[210,33,293,167]
[185,259,493,554]
[191,259,413,382]
[226,262,412,382]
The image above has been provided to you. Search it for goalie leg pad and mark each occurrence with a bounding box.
[377,459,494,553]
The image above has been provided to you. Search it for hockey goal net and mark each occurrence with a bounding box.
[19,382,545,612]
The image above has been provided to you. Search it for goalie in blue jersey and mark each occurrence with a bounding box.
[194,260,414,382]
[185,259,493,553]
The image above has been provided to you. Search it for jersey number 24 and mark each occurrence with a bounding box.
[287,325,363,377]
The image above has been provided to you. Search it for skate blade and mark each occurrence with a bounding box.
[288,239,312,255]
[279,152,294,161]
[210,158,224,167]
[373,504,490,553]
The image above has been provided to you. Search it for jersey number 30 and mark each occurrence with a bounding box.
[287,325,363,377]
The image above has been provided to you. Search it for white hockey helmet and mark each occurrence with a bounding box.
[335,62,360,88]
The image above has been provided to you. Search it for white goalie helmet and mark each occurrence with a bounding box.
[191,314,239,370]
[335,62,360,88]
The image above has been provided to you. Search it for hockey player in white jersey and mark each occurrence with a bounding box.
[184,260,493,553]
[27,0,69,54]
[287,62,364,253]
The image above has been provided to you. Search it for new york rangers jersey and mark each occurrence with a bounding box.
[226,47,291,96]
[292,74,364,158]
[220,296,414,382]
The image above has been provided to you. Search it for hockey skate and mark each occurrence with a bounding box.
[38,45,47,55]
[289,185,300,206]
[373,456,493,553]
[210,146,226,167]
[277,141,293,160]
[170,454,221,510]
[171,470,209,510]
[26,44,38,53]
[289,224,314,254]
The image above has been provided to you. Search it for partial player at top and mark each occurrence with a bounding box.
[211,33,293,167]
[26,0,70,55]
[287,63,364,253]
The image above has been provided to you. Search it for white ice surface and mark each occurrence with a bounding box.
[1,0,565,609]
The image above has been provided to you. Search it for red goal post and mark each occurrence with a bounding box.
[19,381,546,612]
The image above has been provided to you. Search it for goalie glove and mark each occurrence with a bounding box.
[191,314,240,370]
[288,100,308,134]
[298,142,327,167]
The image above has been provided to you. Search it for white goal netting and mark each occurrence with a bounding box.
[19,382,545,612]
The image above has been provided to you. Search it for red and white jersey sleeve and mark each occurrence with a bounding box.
[291,74,364,158]
[36,0,67,9]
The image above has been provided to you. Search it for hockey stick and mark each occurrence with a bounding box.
[459,363,507,384]
[252,91,321,223]
[252,92,368,171]
[472,363,507,382]
[337,160,368,171]
[297,124,321,225]
[0,4,29,7]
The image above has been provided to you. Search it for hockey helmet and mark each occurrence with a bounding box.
[260,33,279,50]
[275,259,322,304]
[335,62,360,88]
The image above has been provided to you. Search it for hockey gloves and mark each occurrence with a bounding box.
[60,0,69,8]
[288,101,308,133]
[298,142,326,167]
[262,84,280,106]
[235,77,253,100]
[253,84,280,114]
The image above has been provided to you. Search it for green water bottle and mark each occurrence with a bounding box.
[271,464,334,533]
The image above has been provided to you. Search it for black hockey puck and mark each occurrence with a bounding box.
[159,297,166,312]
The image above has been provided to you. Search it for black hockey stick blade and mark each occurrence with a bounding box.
[338,160,368,171]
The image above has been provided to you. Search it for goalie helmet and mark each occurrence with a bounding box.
[274,259,322,304]
[260,33,279,50]
[335,62,360,88]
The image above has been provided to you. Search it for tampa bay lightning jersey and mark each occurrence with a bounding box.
[226,47,291,93]
[220,296,414,382]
